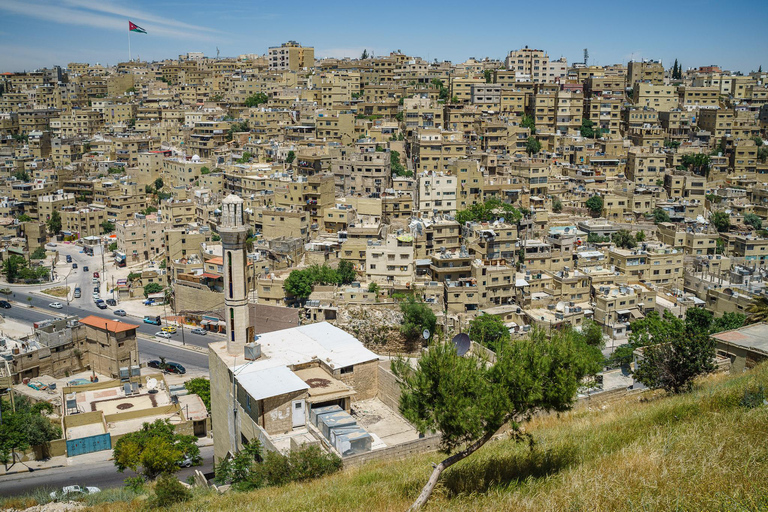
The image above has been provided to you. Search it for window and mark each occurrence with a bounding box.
[340,366,353,374]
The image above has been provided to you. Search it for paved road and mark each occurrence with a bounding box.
[0,446,214,497]
[3,243,213,372]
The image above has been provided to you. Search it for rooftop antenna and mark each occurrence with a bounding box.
[216,47,220,60]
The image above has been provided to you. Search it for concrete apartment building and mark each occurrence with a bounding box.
[269,41,314,71]
[627,60,664,85]
[505,47,550,83]
[365,234,415,285]
[116,213,169,263]
[632,83,679,112]
[417,171,457,218]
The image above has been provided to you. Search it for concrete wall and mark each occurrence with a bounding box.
[63,410,104,432]
[343,434,441,468]
[376,361,401,412]
[175,281,224,314]
[335,359,378,401]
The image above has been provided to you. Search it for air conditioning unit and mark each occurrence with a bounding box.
[244,342,261,360]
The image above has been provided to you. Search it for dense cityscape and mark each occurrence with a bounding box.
[0,35,767,511]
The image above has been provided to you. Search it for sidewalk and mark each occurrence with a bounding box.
[0,438,213,477]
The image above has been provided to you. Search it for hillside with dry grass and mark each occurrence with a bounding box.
[4,363,768,512]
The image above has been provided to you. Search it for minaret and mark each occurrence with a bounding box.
[219,194,249,355]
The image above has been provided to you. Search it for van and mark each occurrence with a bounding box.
[143,315,161,325]
[73,287,81,298]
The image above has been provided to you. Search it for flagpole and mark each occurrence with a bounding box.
[128,30,131,62]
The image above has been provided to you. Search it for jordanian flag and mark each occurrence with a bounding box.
[129,21,147,34]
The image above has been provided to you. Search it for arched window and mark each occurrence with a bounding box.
[227,251,233,298]
[230,308,235,342]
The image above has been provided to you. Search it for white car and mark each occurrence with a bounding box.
[50,485,101,499]
[49,302,63,309]
[155,331,172,339]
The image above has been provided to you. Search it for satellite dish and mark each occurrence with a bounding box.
[452,333,471,357]
[147,378,158,392]
[422,329,431,340]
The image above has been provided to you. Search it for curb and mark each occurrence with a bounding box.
[0,464,66,477]
[136,334,209,354]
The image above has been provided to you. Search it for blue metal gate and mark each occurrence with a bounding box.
[66,433,112,456]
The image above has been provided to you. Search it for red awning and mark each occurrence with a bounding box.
[201,273,222,279]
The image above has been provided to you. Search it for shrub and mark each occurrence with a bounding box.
[152,474,191,507]
[741,385,766,409]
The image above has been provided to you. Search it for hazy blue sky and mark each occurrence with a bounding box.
[1,0,766,73]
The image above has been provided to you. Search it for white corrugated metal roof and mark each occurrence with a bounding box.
[236,366,309,401]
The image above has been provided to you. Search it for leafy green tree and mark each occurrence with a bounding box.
[47,210,62,235]
[611,229,637,249]
[400,296,436,343]
[392,327,601,510]
[390,150,409,176]
[468,314,510,353]
[244,93,268,107]
[585,195,603,215]
[0,396,62,463]
[711,312,745,334]
[337,259,356,284]
[628,309,716,394]
[587,233,611,243]
[681,154,710,177]
[30,247,47,260]
[12,170,30,182]
[743,213,762,230]
[184,378,210,412]
[143,282,163,297]
[580,118,595,138]
[552,198,562,213]
[200,166,210,175]
[285,151,295,164]
[711,211,730,233]
[483,69,492,83]
[154,178,164,191]
[101,220,115,234]
[2,255,26,283]
[525,136,541,155]
[576,320,605,348]
[455,199,521,225]
[114,419,199,481]
[520,114,536,134]
[653,207,671,224]
[367,282,380,295]
[108,242,118,251]
[284,269,314,300]
[18,214,32,222]
[361,49,369,60]
[635,230,646,242]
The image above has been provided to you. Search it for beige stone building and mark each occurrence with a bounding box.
[268,41,314,71]
[365,234,415,285]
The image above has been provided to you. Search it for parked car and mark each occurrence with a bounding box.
[72,263,78,269]
[93,277,100,284]
[66,255,72,263]
[106,299,117,306]
[143,299,155,306]
[93,286,100,293]
[161,326,177,334]
[83,266,89,272]
[165,362,186,374]
[155,331,171,339]
[49,302,63,309]
[190,328,207,335]
[95,300,107,309]
[144,315,161,325]
[92,293,100,300]
[177,456,193,468]
[114,309,127,316]
[0,301,10,309]
[93,271,99,278]
[47,242,57,247]
[147,360,162,369]
[50,485,100,500]
[73,288,81,298]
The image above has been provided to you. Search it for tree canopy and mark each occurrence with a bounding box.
[184,378,210,412]
[580,118,595,138]
[244,93,269,107]
[710,211,730,233]
[143,282,163,297]
[283,261,357,300]
[468,314,510,353]
[585,195,603,215]
[0,396,62,464]
[611,229,637,249]
[743,213,762,230]
[681,154,710,176]
[392,327,601,509]
[455,198,521,225]
[47,210,62,235]
[525,136,542,155]
[113,419,199,480]
[400,296,437,344]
